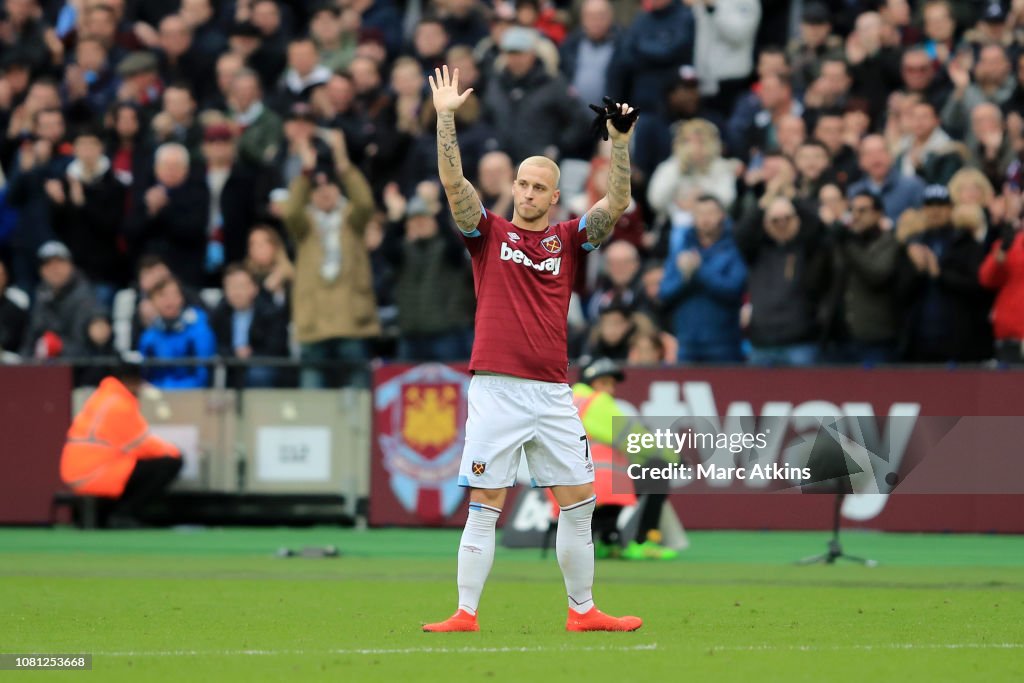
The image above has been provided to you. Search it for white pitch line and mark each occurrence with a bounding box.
[96,644,658,657]
[90,643,1024,658]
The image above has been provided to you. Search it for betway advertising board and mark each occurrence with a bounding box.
[370,365,1024,533]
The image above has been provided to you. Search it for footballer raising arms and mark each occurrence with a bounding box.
[423,65,642,634]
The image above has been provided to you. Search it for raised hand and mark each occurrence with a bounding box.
[429,65,473,114]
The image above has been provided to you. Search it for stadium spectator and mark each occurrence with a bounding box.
[608,0,695,111]
[308,3,357,73]
[847,134,925,224]
[482,26,590,163]
[844,12,902,124]
[736,197,828,366]
[129,254,204,348]
[897,47,952,112]
[942,44,1015,139]
[245,0,289,89]
[179,0,227,60]
[244,223,293,308]
[105,103,147,190]
[559,0,623,116]
[786,3,844,92]
[62,38,118,125]
[137,274,216,389]
[903,184,993,362]
[285,130,377,388]
[411,16,451,77]
[921,0,958,67]
[726,73,802,164]
[21,240,96,359]
[979,189,1024,364]
[631,67,725,186]
[648,119,740,221]
[775,114,807,160]
[380,188,473,361]
[228,68,283,168]
[0,259,28,354]
[145,83,202,159]
[0,0,49,74]
[114,51,164,115]
[156,14,212,98]
[818,182,850,225]
[210,263,289,388]
[659,194,746,362]
[794,140,834,204]
[586,241,643,320]
[820,191,905,363]
[280,37,331,109]
[802,58,853,121]
[812,110,860,188]
[126,142,210,288]
[438,0,489,49]
[691,0,761,112]
[583,302,643,362]
[6,105,71,292]
[200,122,269,271]
[966,103,1016,190]
[347,0,402,58]
[46,127,126,304]
[75,311,118,387]
[477,150,515,220]
[893,99,964,186]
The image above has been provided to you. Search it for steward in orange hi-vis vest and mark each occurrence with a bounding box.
[61,375,181,499]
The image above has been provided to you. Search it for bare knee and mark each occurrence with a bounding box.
[469,487,507,509]
[550,483,595,508]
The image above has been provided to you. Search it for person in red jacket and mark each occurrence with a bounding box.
[979,218,1024,364]
[60,354,182,526]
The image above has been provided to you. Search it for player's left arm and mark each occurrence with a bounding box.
[584,102,637,248]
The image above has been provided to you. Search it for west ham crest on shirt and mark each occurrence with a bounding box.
[541,235,562,254]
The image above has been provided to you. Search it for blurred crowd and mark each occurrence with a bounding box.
[1,0,1023,389]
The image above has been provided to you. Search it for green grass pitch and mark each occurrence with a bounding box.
[1,526,1022,682]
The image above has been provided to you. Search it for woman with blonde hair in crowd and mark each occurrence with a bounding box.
[947,167,997,242]
[647,119,741,222]
[244,224,294,309]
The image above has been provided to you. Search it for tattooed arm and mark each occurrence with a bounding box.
[430,65,482,233]
[584,102,638,247]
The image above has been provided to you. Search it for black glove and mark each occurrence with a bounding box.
[588,96,638,141]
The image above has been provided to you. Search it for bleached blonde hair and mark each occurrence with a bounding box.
[517,155,561,188]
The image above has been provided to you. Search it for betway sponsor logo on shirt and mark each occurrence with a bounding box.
[500,241,562,275]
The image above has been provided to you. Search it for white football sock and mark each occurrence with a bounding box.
[556,495,597,614]
[456,502,501,616]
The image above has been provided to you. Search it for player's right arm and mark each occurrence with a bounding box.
[430,65,483,233]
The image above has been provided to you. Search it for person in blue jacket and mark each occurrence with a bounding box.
[658,194,747,362]
[138,275,216,389]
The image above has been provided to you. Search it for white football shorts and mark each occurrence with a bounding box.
[458,373,595,489]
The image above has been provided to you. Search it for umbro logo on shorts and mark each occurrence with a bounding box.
[499,241,562,275]
[471,461,486,476]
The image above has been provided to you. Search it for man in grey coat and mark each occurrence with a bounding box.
[21,241,98,359]
[482,27,591,163]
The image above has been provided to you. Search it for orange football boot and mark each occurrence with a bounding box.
[422,609,480,632]
[566,607,643,632]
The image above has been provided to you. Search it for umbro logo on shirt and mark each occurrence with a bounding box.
[499,242,562,275]
[507,232,521,243]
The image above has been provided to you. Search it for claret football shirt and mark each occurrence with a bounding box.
[461,207,595,384]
